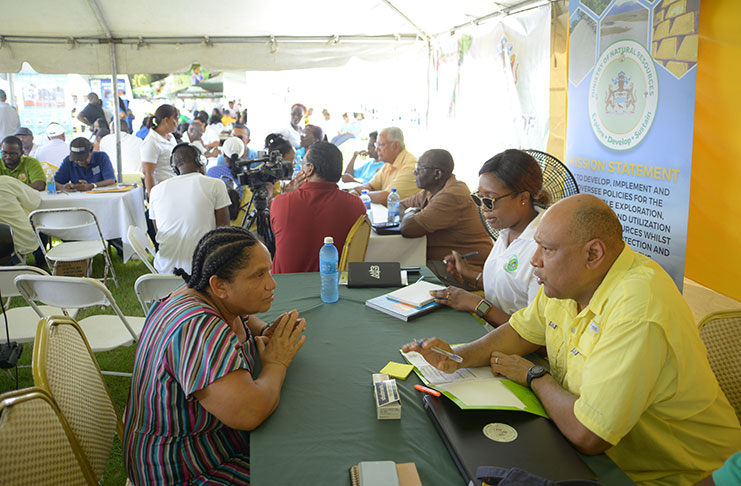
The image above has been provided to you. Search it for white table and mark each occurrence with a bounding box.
[38,186,147,262]
[364,203,426,266]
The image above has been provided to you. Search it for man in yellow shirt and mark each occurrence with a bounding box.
[353,127,419,204]
[405,194,741,485]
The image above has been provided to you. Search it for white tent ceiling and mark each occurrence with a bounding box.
[0,0,547,73]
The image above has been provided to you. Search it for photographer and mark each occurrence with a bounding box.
[270,141,365,274]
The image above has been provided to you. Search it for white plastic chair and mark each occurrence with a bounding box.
[0,266,77,343]
[134,273,182,315]
[126,225,156,273]
[14,276,144,375]
[28,208,118,287]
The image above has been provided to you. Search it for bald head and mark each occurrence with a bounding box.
[545,194,624,253]
[420,149,454,175]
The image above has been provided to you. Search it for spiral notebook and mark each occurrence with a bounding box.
[349,462,421,486]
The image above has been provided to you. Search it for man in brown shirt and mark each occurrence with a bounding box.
[399,149,492,270]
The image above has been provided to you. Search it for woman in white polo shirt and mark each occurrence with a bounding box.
[140,104,178,196]
[431,149,549,329]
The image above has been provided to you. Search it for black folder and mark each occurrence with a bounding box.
[347,262,402,288]
[423,395,596,485]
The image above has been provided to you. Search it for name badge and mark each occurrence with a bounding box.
[92,166,101,175]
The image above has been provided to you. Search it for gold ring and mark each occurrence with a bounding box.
[446,290,451,299]
[495,357,499,365]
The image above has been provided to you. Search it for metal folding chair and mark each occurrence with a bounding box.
[134,273,182,315]
[15,275,143,362]
[127,225,157,273]
[29,207,118,287]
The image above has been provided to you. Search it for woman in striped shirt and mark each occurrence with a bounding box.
[123,226,306,485]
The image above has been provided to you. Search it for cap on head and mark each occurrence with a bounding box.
[14,127,33,137]
[222,137,245,160]
[69,137,92,161]
[46,123,65,138]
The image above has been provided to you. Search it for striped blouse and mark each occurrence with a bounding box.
[123,293,256,485]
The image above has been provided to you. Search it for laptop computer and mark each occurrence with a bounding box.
[423,395,595,485]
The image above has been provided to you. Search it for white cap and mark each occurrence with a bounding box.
[46,123,65,138]
[221,136,245,159]
[324,237,334,244]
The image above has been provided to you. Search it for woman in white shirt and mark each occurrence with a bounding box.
[431,149,549,328]
[140,104,178,196]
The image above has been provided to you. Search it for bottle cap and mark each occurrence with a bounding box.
[324,236,334,244]
[361,190,368,194]
[391,188,397,192]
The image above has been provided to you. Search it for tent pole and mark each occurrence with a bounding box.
[110,44,122,182]
[7,73,16,108]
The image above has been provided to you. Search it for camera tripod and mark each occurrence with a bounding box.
[239,183,276,256]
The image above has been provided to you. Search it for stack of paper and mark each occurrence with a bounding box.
[402,351,548,417]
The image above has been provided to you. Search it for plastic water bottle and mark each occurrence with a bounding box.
[387,188,400,224]
[45,168,56,194]
[319,237,339,303]
[360,190,372,215]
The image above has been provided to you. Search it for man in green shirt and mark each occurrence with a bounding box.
[1,135,45,191]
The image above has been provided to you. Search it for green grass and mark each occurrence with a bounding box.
[0,250,150,485]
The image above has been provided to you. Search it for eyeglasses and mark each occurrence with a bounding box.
[1,150,21,157]
[471,190,517,210]
[413,166,435,174]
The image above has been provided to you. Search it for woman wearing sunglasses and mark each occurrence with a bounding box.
[430,149,549,328]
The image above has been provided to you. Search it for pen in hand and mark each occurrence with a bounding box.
[416,339,464,363]
[442,251,479,265]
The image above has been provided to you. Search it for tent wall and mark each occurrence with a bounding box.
[685,0,741,301]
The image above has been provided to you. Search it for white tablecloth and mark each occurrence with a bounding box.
[364,203,426,266]
[38,186,147,261]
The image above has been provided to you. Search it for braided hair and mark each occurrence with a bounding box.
[173,226,258,291]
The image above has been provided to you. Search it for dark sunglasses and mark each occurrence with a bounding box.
[471,191,517,210]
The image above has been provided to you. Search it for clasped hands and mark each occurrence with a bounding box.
[254,309,306,369]
[401,337,533,387]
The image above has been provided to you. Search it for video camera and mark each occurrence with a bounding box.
[231,150,294,188]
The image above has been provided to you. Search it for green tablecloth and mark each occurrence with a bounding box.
[252,270,633,485]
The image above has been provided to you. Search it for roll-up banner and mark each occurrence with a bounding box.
[565,0,701,290]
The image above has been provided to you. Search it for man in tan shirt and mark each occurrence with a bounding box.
[353,127,419,204]
[399,149,492,270]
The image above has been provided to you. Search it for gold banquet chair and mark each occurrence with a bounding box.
[339,214,371,271]
[33,316,125,484]
[697,310,741,422]
[0,386,97,486]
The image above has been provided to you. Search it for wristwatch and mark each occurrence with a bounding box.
[92,183,98,189]
[474,298,493,318]
[526,364,549,388]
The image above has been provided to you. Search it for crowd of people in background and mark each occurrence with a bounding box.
[1,87,740,486]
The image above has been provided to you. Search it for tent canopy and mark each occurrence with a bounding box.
[0,0,544,73]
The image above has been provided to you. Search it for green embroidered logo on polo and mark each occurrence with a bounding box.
[504,256,519,273]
